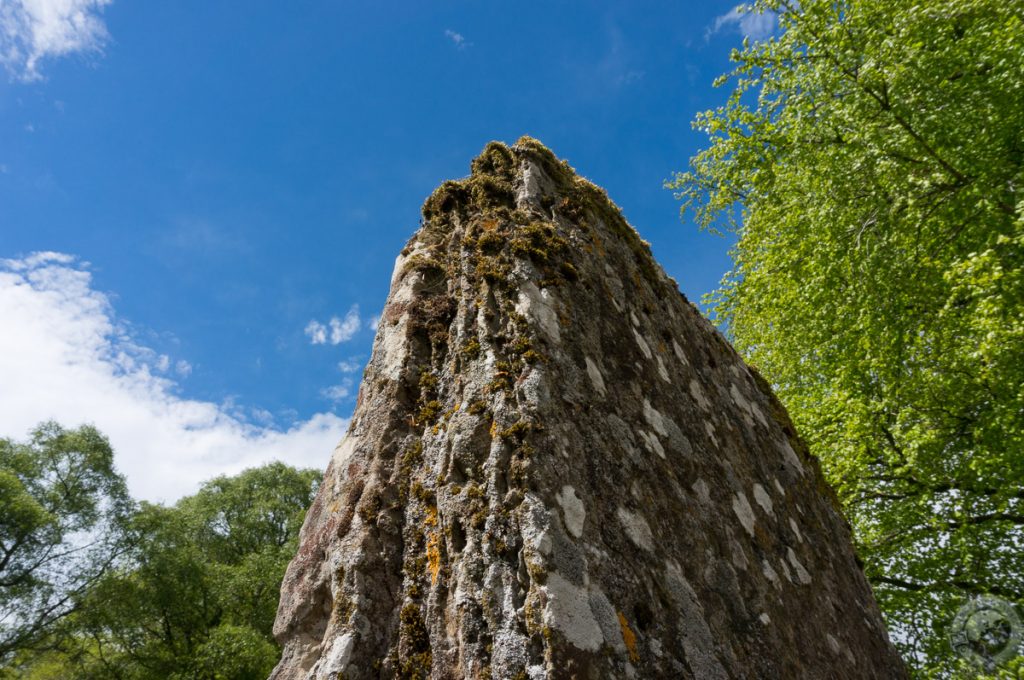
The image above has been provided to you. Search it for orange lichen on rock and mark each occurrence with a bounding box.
[424,505,438,528]
[426,533,441,585]
[617,611,639,663]
[423,506,442,584]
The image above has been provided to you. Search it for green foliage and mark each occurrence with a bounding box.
[670,0,1023,674]
[6,460,319,679]
[0,422,132,662]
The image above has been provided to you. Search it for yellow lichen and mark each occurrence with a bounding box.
[426,533,441,585]
[618,611,640,662]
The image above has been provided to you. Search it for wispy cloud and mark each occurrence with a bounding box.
[0,252,347,501]
[304,319,328,344]
[444,29,469,50]
[0,0,113,81]
[337,357,363,374]
[321,379,354,403]
[706,5,777,41]
[305,306,362,346]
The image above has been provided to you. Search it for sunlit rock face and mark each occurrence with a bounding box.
[270,139,906,679]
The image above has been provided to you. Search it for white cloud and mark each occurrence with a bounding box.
[337,358,363,374]
[304,319,327,344]
[444,29,468,49]
[0,0,112,81]
[321,379,353,403]
[707,5,777,41]
[329,307,360,344]
[0,253,348,502]
[1,250,75,270]
[367,315,379,332]
[306,306,361,346]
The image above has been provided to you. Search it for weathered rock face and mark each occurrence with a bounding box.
[271,138,906,679]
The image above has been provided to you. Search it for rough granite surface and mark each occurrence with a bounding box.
[270,138,907,679]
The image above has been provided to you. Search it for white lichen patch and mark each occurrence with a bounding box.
[588,587,626,654]
[584,356,607,397]
[752,483,774,516]
[689,379,711,411]
[759,613,771,625]
[629,311,641,327]
[556,485,586,538]
[656,355,671,383]
[704,421,719,448]
[773,477,785,495]
[642,399,668,437]
[616,507,655,552]
[789,518,804,543]
[637,430,666,459]
[776,438,805,476]
[672,339,689,365]
[519,494,554,557]
[787,548,812,585]
[749,401,768,427]
[515,280,561,343]
[732,493,756,537]
[691,478,711,504]
[543,573,604,652]
[729,383,768,428]
[761,559,780,589]
[632,328,653,359]
[778,556,793,583]
[730,538,749,571]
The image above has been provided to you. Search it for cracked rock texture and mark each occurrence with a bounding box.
[271,138,907,679]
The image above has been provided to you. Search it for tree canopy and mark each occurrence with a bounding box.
[669,0,1023,674]
[0,422,132,662]
[1,431,320,680]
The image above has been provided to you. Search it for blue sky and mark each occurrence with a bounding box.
[0,0,773,500]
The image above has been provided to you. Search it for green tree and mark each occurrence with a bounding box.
[17,462,319,679]
[669,0,1023,674]
[0,422,132,662]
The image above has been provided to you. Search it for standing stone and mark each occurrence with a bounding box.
[271,138,906,679]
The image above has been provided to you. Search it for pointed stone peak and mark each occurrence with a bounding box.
[271,140,906,679]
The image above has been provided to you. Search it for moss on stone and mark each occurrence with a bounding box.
[461,338,481,359]
[470,141,517,182]
[422,179,470,224]
[398,604,432,679]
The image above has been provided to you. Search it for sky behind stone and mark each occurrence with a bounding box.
[0,0,773,500]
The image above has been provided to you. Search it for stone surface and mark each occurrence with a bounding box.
[270,138,907,679]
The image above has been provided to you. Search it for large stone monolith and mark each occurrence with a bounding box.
[271,139,906,679]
